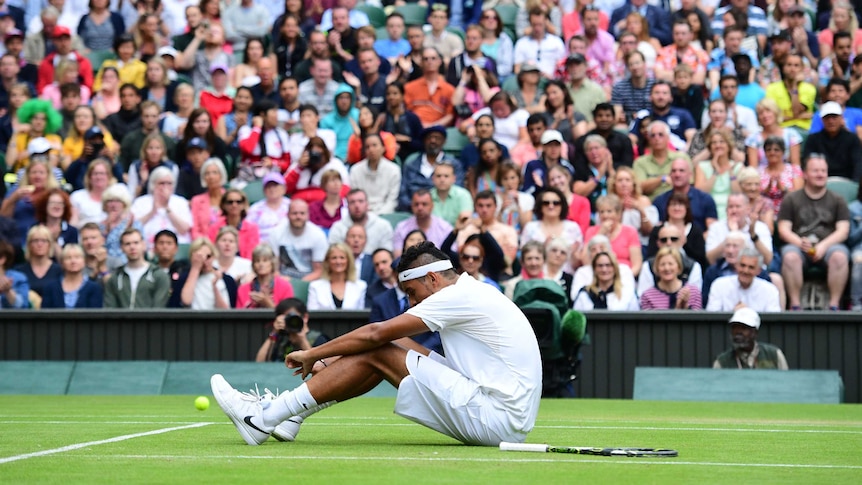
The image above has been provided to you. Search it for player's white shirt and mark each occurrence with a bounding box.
[406,273,542,433]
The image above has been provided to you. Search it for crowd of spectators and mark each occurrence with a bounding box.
[2,0,862,314]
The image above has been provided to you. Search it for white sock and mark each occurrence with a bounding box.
[262,383,319,428]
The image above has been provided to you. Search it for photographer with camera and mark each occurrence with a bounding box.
[255,297,331,363]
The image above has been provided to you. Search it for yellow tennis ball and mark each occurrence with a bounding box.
[195,396,210,411]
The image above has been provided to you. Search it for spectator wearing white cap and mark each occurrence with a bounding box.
[801,101,862,181]
[713,307,789,370]
[521,129,576,196]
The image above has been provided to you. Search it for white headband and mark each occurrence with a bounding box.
[398,260,453,282]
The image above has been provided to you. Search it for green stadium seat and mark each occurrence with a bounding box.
[380,211,412,228]
[357,4,387,28]
[176,243,190,261]
[445,27,465,43]
[395,4,428,26]
[289,277,309,303]
[826,177,858,204]
[86,50,116,73]
[503,26,517,43]
[243,180,265,204]
[494,5,519,32]
[443,127,470,158]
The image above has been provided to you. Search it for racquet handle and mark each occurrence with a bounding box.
[499,442,549,453]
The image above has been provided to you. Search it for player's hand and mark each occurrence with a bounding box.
[285,349,315,379]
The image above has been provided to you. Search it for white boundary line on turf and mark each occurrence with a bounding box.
[98,455,862,470]
[0,423,213,465]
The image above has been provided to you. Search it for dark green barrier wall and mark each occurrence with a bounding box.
[1,310,859,402]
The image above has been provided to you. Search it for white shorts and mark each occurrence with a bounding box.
[393,350,527,446]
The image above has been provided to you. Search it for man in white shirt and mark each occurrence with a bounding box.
[513,8,566,79]
[210,241,542,447]
[705,193,772,266]
[267,199,327,281]
[328,188,394,254]
[706,248,781,312]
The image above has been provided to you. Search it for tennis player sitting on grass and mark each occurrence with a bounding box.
[211,241,542,446]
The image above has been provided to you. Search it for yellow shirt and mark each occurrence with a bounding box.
[93,58,147,91]
[765,81,817,131]
[61,131,118,161]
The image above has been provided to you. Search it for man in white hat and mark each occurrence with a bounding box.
[713,307,788,370]
[521,129,575,195]
[801,101,862,180]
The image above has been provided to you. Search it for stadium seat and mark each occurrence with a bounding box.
[826,177,858,204]
[443,127,470,158]
[380,211,412,228]
[395,4,428,26]
[494,5,519,33]
[86,50,116,73]
[289,277,309,303]
[243,180,265,204]
[176,243,190,261]
[357,4,387,28]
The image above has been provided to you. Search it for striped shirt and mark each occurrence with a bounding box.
[611,78,655,120]
[711,6,768,38]
[639,283,703,310]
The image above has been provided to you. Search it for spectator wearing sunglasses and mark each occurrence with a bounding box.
[207,188,260,260]
[637,223,703,297]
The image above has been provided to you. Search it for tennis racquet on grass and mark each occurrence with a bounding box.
[500,442,678,457]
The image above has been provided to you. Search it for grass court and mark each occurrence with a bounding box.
[1,396,861,484]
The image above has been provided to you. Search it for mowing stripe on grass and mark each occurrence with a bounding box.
[99,454,862,470]
[0,423,213,465]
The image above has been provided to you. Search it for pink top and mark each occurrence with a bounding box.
[567,193,592,236]
[582,29,616,65]
[190,190,224,240]
[562,10,610,48]
[236,276,294,309]
[583,224,640,269]
[818,28,862,54]
[41,83,91,109]
[208,216,260,259]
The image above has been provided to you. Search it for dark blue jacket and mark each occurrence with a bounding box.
[610,3,671,45]
[41,278,104,308]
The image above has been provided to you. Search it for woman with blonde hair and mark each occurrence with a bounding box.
[128,132,179,198]
[70,158,118,226]
[624,12,660,66]
[99,184,143,269]
[688,99,746,164]
[573,250,639,311]
[307,242,367,310]
[582,194,643,276]
[212,226,252,284]
[169,237,238,309]
[639,247,702,310]
[41,59,92,109]
[13,225,62,308]
[695,129,744,218]
[608,166,659,247]
[236,243,294,309]
[40,244,103,308]
[61,105,118,162]
[819,2,862,58]
[745,98,802,168]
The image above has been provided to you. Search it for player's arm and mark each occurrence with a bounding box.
[289,314,429,371]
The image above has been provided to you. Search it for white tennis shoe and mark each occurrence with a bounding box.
[210,374,273,445]
[272,416,303,442]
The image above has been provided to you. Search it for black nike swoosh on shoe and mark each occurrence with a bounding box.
[243,416,269,435]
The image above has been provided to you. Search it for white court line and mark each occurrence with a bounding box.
[97,454,862,470]
[2,420,860,434]
[0,423,213,465]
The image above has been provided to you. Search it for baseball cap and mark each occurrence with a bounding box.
[84,126,104,139]
[729,307,760,329]
[53,26,72,37]
[820,101,843,118]
[157,46,178,58]
[27,137,52,155]
[520,62,540,73]
[770,29,792,42]
[541,129,564,145]
[186,137,208,150]
[566,53,586,65]
[787,5,805,15]
[421,125,447,139]
[209,62,229,74]
[4,28,23,41]
[262,172,286,186]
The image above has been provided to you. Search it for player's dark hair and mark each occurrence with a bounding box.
[397,241,457,279]
[275,297,307,316]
